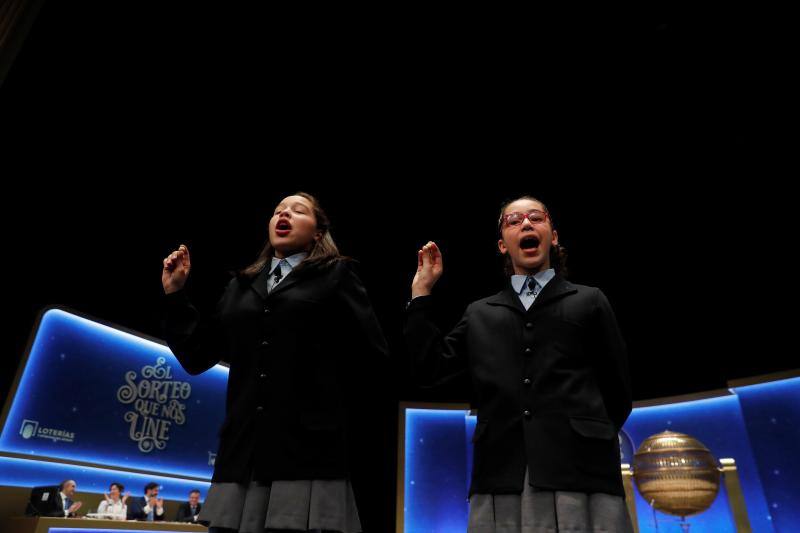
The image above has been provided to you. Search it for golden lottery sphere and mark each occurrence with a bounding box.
[632,431,720,517]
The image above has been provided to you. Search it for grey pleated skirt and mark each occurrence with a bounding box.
[468,466,634,533]
[198,474,361,533]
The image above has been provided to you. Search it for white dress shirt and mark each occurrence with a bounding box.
[59,492,70,517]
[510,267,556,310]
[97,498,127,519]
[142,498,165,518]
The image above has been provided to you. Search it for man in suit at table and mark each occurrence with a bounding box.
[126,482,165,521]
[175,489,207,524]
[36,480,82,517]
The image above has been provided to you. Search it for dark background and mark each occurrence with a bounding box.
[0,10,794,530]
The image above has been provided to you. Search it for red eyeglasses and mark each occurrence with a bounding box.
[500,210,549,228]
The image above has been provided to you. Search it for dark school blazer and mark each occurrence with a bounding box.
[162,258,390,483]
[404,273,632,497]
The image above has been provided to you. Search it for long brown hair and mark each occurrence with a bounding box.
[497,195,568,277]
[237,191,344,280]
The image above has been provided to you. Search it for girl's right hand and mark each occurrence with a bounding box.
[412,241,443,298]
[162,244,191,294]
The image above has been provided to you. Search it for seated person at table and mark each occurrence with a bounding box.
[28,480,82,517]
[96,482,129,519]
[126,482,165,521]
[175,489,206,524]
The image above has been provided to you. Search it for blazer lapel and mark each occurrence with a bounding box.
[265,268,304,298]
[249,264,271,300]
[486,284,527,314]
[528,274,577,312]
[248,261,306,301]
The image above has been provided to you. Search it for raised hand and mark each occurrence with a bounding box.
[412,241,444,298]
[162,244,191,294]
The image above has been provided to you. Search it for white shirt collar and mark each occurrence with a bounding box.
[510,268,556,294]
[269,251,308,274]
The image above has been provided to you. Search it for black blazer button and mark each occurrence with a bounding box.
[259,373,267,379]
[263,307,271,314]
[525,322,533,328]
[523,409,532,419]
[256,406,264,412]
[523,378,532,386]
[524,347,532,354]
[261,340,269,346]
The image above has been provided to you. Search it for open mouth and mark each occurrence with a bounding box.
[275,219,292,236]
[520,235,540,250]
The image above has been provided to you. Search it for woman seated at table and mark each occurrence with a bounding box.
[96,482,129,520]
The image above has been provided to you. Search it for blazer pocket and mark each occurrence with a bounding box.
[471,420,489,443]
[568,416,616,440]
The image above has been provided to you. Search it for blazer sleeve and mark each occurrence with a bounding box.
[335,260,390,368]
[403,294,470,388]
[160,278,234,375]
[591,288,633,430]
[41,495,66,517]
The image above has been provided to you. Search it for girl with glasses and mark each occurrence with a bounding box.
[405,195,634,532]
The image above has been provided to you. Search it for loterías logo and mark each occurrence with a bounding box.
[116,357,192,453]
[19,419,75,443]
[19,419,38,439]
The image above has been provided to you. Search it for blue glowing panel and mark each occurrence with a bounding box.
[623,394,773,533]
[0,308,228,479]
[619,429,636,466]
[464,415,476,486]
[732,377,800,531]
[404,409,470,533]
[0,455,209,502]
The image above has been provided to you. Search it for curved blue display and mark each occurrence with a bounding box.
[0,308,229,480]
